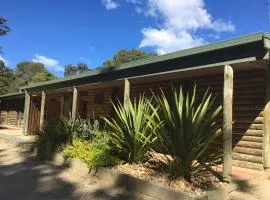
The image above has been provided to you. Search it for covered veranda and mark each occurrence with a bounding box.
[2,32,270,182]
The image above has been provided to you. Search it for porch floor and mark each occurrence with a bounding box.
[214,165,264,182]
[0,125,37,144]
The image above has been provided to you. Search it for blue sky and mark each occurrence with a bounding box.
[0,0,269,77]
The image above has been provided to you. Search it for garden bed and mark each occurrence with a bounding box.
[52,153,228,200]
[112,163,222,196]
[94,164,227,200]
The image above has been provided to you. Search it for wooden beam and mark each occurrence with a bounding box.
[39,91,46,130]
[223,65,233,182]
[72,87,78,120]
[124,78,130,110]
[264,66,270,170]
[23,91,30,135]
[60,94,64,118]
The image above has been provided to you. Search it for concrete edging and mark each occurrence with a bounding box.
[51,153,227,200]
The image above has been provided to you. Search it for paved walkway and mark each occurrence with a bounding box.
[0,126,37,143]
[1,137,270,200]
[0,138,154,200]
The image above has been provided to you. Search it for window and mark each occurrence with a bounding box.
[94,94,104,104]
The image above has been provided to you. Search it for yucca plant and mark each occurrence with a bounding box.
[154,86,222,181]
[103,96,160,163]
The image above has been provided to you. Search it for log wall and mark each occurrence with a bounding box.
[232,69,265,170]
[131,68,265,170]
[79,87,122,120]
[0,98,24,128]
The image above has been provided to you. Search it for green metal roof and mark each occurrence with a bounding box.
[0,92,23,99]
[20,32,270,92]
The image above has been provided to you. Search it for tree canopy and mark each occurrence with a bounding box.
[14,61,57,85]
[0,16,10,53]
[0,60,14,95]
[0,17,10,37]
[102,49,157,67]
[6,61,57,93]
[64,63,89,76]
[0,48,157,94]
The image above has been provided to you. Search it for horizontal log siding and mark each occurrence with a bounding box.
[131,69,265,170]
[80,88,114,120]
[0,99,24,128]
[232,69,265,170]
[7,111,18,127]
[0,111,7,125]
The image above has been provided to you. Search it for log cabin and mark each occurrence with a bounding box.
[1,32,270,180]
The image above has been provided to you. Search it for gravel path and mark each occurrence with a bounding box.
[0,139,155,200]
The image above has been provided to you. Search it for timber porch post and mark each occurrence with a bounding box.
[72,87,78,120]
[264,66,270,170]
[124,78,130,110]
[223,65,233,182]
[39,91,46,130]
[23,90,30,135]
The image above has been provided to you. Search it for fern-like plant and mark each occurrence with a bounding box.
[154,86,222,181]
[103,96,160,163]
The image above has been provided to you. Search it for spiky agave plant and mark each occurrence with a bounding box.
[103,96,161,163]
[154,86,222,181]
[60,116,100,142]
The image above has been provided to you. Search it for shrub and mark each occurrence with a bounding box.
[36,120,70,160]
[62,138,92,165]
[89,133,118,168]
[154,86,222,181]
[60,117,100,142]
[62,134,118,169]
[103,97,160,163]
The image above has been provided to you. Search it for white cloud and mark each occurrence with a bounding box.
[102,0,119,10]
[138,0,235,54]
[0,55,10,66]
[32,54,64,72]
[126,0,141,4]
[135,6,143,14]
[140,28,204,55]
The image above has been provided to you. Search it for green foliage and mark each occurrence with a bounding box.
[103,97,160,163]
[0,60,14,95]
[62,135,118,168]
[36,120,71,160]
[0,16,10,53]
[102,49,156,67]
[6,61,57,92]
[62,138,92,165]
[89,133,118,168]
[0,17,10,37]
[60,117,100,141]
[31,71,57,83]
[15,61,57,84]
[154,86,222,181]
[64,63,89,76]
